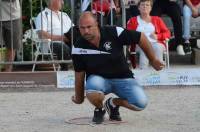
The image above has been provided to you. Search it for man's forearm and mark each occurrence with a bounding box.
[74,72,85,104]
[37,30,69,42]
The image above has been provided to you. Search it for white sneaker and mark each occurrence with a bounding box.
[197,39,200,49]
[177,45,185,55]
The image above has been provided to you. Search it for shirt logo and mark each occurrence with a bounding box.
[79,49,87,54]
[103,42,112,51]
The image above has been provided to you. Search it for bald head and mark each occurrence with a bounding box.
[79,11,97,25]
[78,12,99,42]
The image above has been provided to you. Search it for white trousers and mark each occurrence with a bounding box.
[137,42,165,69]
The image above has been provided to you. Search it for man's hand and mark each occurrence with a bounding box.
[151,59,165,71]
[71,95,84,104]
[72,72,85,104]
[139,33,164,71]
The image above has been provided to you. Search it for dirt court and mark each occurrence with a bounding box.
[0,86,199,132]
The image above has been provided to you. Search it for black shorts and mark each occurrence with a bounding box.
[0,19,22,49]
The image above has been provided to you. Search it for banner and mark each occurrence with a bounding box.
[57,71,74,88]
[57,68,200,88]
[133,68,200,86]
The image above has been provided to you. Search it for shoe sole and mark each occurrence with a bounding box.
[185,51,192,55]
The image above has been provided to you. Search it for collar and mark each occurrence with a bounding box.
[44,8,61,16]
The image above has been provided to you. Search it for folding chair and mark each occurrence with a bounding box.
[30,17,57,71]
[163,39,170,69]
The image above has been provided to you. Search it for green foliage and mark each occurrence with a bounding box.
[22,0,44,31]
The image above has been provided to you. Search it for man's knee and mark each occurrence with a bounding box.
[129,98,148,111]
[86,75,106,92]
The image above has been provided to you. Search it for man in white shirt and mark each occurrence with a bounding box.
[35,0,74,70]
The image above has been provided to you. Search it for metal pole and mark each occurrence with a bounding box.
[30,0,34,61]
[10,0,14,64]
[120,0,126,28]
[120,0,127,58]
[100,0,103,26]
[0,0,3,64]
[70,0,74,46]
[110,0,113,26]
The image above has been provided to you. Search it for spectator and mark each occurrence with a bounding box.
[81,0,120,25]
[35,0,74,70]
[150,0,190,55]
[81,0,91,12]
[183,0,200,48]
[0,0,22,72]
[124,0,140,22]
[71,11,164,124]
[127,0,171,69]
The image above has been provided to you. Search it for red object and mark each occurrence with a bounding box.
[190,0,200,6]
[127,16,171,45]
[22,15,27,20]
[92,0,111,14]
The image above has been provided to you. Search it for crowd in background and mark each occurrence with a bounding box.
[0,0,200,71]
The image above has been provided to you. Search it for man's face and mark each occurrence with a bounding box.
[52,0,63,10]
[79,17,98,41]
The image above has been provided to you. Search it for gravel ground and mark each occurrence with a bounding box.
[0,86,199,132]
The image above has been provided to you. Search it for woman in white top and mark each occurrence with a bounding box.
[127,0,171,69]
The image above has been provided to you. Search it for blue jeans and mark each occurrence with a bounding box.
[86,75,148,110]
[183,5,192,40]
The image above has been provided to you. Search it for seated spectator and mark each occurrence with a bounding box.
[183,0,200,49]
[81,0,120,25]
[35,0,74,70]
[150,0,190,56]
[127,0,171,69]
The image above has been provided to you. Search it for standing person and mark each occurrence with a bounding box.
[150,0,191,55]
[35,0,74,70]
[71,11,164,124]
[127,0,171,69]
[82,0,120,25]
[183,0,200,48]
[0,0,22,72]
[81,0,91,12]
[125,0,140,22]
